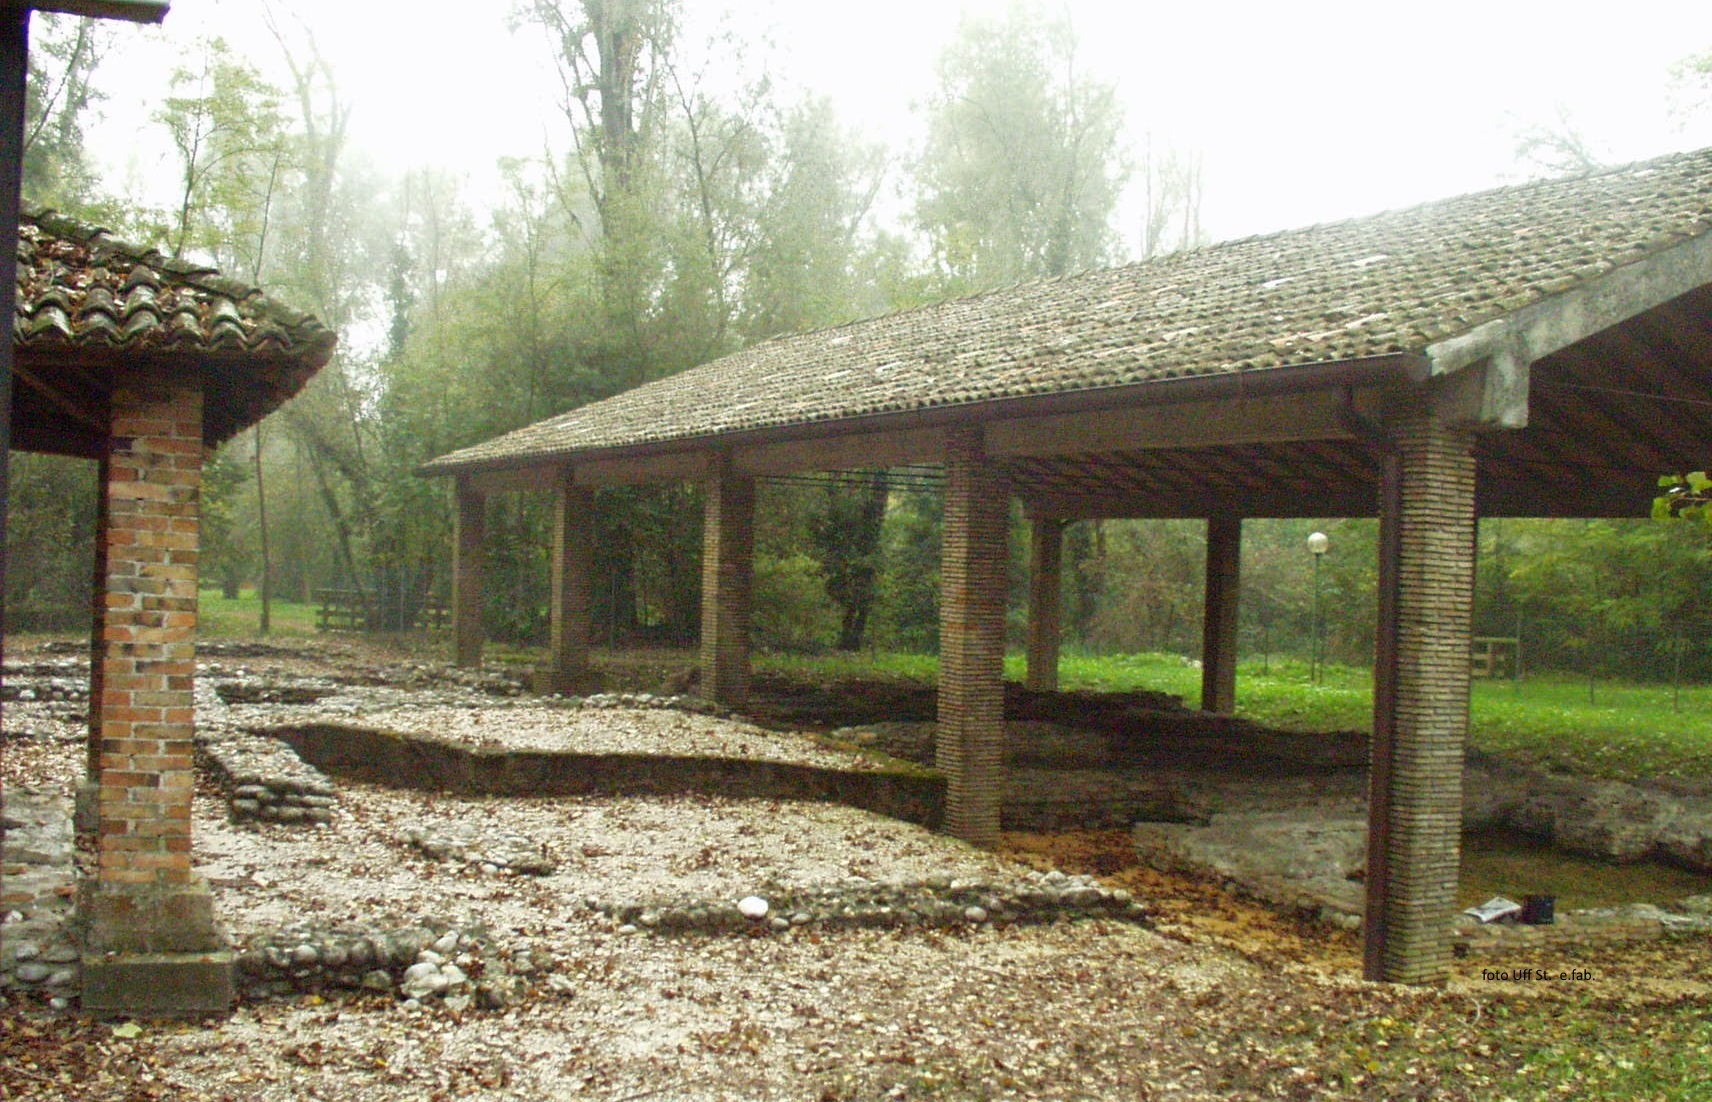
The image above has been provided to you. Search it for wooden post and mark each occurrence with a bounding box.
[540,469,596,693]
[452,477,486,668]
[1200,514,1242,714]
[701,455,754,707]
[937,426,1009,847]
[1364,391,1476,984]
[1025,515,1064,693]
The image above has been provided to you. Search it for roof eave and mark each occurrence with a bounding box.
[417,352,1430,481]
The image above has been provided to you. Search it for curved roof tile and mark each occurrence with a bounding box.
[424,146,1712,476]
[14,205,338,447]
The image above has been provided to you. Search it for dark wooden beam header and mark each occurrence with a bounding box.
[12,1,168,22]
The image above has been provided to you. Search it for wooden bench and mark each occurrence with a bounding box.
[316,589,448,632]
[1471,636,1519,680]
[315,589,370,632]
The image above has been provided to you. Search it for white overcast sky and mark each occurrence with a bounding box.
[80,0,1712,249]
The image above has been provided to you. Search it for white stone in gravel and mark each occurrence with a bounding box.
[738,895,769,919]
[964,906,989,924]
[432,932,459,955]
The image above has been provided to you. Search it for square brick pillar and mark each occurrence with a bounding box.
[536,471,599,694]
[1364,391,1477,985]
[700,456,754,708]
[1200,514,1242,714]
[937,426,1008,847]
[1024,515,1064,692]
[452,476,486,669]
[79,376,232,1017]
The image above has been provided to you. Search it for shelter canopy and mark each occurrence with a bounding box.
[10,206,336,458]
[423,147,1712,521]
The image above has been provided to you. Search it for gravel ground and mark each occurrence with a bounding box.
[9,641,1711,1101]
[340,704,888,770]
[4,648,1272,1100]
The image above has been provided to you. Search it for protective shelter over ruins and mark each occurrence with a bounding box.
[422,147,1712,985]
[7,207,336,1014]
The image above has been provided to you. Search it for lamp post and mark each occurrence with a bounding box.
[1307,530,1329,685]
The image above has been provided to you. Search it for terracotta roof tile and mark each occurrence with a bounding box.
[423,147,1712,476]
[14,206,337,446]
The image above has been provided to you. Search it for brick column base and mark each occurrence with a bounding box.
[453,478,486,669]
[79,376,232,1017]
[1024,516,1063,693]
[537,473,601,694]
[1365,391,1477,985]
[937,427,1008,847]
[1201,515,1242,714]
[701,458,754,707]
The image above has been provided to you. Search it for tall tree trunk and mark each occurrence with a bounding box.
[255,422,271,635]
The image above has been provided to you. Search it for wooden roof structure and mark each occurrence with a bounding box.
[10,206,337,458]
[423,147,1712,521]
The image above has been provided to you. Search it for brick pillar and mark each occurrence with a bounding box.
[80,376,231,1016]
[538,471,598,694]
[1200,514,1242,714]
[701,457,754,707]
[1364,391,1477,985]
[1024,515,1063,692]
[937,427,1008,847]
[453,477,486,669]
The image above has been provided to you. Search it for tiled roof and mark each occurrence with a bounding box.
[423,146,1712,476]
[14,206,337,446]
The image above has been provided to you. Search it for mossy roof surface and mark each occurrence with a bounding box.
[424,146,1712,475]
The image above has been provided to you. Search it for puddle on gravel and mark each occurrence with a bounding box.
[1458,827,1712,911]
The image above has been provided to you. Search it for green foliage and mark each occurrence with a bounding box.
[154,36,293,269]
[4,453,96,632]
[22,13,110,210]
[200,441,253,598]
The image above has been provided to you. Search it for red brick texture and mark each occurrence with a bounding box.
[1370,392,1477,984]
[937,427,1009,847]
[92,379,204,888]
[1200,515,1243,715]
[1024,516,1063,693]
[701,458,754,707]
[453,478,486,668]
[545,473,595,687]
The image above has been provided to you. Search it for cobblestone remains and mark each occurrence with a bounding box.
[195,729,339,825]
[592,868,1150,936]
[399,824,558,875]
[236,923,517,1010]
[0,787,81,1010]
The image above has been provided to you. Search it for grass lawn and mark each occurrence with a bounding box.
[758,649,1712,785]
[196,588,321,638]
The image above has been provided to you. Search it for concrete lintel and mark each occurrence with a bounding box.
[1425,232,1712,427]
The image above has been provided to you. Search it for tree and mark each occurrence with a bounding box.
[155,37,293,266]
[914,4,1128,292]
[22,12,110,209]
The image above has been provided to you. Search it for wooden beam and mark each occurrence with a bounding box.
[11,360,105,433]
[985,390,1356,460]
[462,465,566,495]
[734,427,943,476]
[576,450,709,487]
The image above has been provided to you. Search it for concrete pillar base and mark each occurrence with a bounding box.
[81,951,235,1019]
[77,877,233,1017]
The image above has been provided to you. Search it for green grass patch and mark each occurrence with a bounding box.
[754,649,1712,784]
[196,589,320,638]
